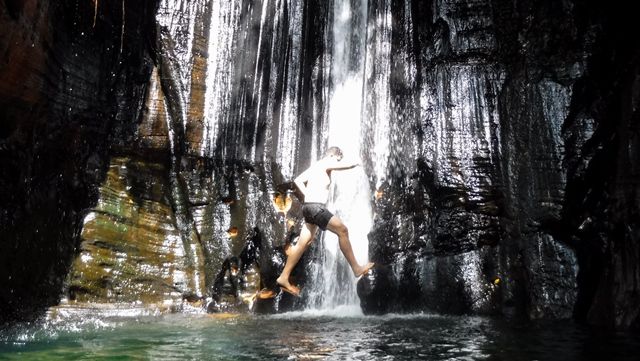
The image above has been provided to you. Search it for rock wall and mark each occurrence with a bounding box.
[365,0,639,329]
[1,0,638,329]
[65,0,323,311]
[367,0,582,317]
[0,0,158,323]
[559,2,640,329]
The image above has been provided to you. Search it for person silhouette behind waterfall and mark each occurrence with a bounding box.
[276,146,375,297]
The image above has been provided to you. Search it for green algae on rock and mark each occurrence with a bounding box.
[66,157,204,304]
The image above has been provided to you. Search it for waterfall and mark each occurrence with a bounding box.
[197,0,381,309]
[306,0,372,310]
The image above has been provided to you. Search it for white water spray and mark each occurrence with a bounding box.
[306,0,372,309]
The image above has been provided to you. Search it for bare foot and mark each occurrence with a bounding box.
[354,262,375,278]
[257,288,277,299]
[276,276,301,297]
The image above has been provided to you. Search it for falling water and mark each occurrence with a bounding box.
[168,0,381,308]
[306,0,372,309]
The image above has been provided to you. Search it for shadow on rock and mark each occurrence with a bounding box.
[207,227,306,314]
[356,264,397,315]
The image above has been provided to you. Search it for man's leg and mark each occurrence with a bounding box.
[276,222,318,295]
[325,216,374,277]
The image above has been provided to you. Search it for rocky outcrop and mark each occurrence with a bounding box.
[66,156,204,304]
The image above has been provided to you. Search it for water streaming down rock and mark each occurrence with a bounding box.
[305,0,373,309]
[363,0,580,316]
[66,0,212,304]
[65,0,332,307]
[30,0,612,316]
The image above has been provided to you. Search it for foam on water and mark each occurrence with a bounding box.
[271,307,444,321]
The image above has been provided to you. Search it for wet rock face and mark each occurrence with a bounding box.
[356,265,396,315]
[365,0,639,328]
[560,5,640,329]
[1,0,638,330]
[0,0,158,323]
[61,0,327,314]
[66,156,204,304]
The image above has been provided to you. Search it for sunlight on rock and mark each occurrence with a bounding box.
[374,189,384,200]
[226,226,239,238]
[270,191,293,215]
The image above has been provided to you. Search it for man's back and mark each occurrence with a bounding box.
[297,161,331,203]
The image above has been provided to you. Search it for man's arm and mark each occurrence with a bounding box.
[326,158,359,171]
[293,168,310,197]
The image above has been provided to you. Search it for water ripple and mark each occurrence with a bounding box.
[2,308,639,360]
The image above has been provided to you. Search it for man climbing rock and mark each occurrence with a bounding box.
[276,146,374,296]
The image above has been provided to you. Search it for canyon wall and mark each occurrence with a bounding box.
[1,0,638,329]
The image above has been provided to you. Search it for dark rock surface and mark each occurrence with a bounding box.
[363,0,639,329]
[356,264,396,315]
[1,0,638,330]
[0,0,158,323]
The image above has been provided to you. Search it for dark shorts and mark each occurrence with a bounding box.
[302,203,334,231]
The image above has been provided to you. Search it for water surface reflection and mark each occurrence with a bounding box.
[1,306,638,360]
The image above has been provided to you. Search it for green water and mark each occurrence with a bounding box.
[1,305,638,360]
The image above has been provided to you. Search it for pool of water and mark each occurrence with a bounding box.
[1,305,638,360]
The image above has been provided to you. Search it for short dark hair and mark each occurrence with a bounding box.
[325,146,343,158]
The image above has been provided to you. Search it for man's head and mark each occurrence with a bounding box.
[325,146,343,161]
